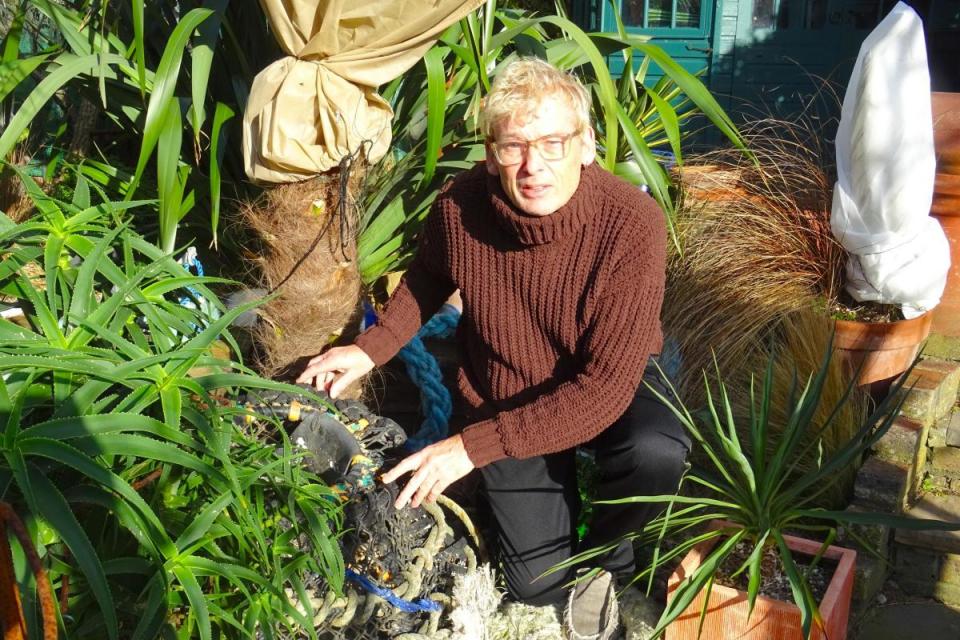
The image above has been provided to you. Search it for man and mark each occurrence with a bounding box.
[298,58,689,632]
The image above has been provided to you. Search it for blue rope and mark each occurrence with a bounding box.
[344,568,443,613]
[398,304,460,452]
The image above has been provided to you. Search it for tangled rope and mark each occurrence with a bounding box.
[397,303,460,452]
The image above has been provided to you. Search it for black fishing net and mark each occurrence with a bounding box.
[240,386,481,639]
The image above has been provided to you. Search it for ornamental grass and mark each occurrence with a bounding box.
[663,117,864,507]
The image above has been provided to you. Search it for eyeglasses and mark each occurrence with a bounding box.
[490,130,581,166]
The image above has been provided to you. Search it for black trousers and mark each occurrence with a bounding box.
[479,363,690,606]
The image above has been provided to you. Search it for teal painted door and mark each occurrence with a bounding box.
[594,0,718,80]
[725,0,888,118]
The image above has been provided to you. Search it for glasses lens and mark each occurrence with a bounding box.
[493,131,578,165]
[538,137,569,160]
[496,142,524,165]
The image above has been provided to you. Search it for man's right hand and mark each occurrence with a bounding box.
[296,345,375,399]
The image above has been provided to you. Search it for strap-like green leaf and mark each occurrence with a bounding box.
[171,563,212,640]
[0,52,126,161]
[208,102,235,249]
[26,465,119,640]
[0,54,51,104]
[127,8,214,198]
[190,0,228,141]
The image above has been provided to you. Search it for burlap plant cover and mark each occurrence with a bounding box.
[244,0,485,184]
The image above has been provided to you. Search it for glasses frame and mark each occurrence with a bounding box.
[489,129,583,166]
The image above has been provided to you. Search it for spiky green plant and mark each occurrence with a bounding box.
[555,344,960,640]
[0,171,344,640]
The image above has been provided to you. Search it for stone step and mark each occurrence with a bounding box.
[900,358,960,427]
[901,358,960,425]
[892,493,960,607]
[925,447,960,495]
[895,493,960,554]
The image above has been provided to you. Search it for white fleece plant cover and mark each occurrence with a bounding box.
[831,1,949,318]
[243,0,484,184]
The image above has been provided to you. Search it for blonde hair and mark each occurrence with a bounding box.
[479,57,591,138]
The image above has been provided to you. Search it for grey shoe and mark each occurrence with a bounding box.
[564,569,620,640]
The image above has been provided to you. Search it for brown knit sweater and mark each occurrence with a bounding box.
[355,162,666,468]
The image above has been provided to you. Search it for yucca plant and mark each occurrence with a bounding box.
[357,0,748,282]
[0,171,344,640]
[557,342,960,640]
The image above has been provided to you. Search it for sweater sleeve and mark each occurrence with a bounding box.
[354,202,457,366]
[460,216,666,467]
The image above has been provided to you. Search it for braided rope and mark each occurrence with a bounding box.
[397,304,460,452]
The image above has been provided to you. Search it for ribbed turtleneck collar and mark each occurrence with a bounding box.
[486,163,598,246]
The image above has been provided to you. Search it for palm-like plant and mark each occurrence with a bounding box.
[358,0,748,283]
[558,344,960,640]
[0,0,277,253]
[0,172,344,640]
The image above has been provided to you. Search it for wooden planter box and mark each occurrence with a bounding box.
[666,530,857,640]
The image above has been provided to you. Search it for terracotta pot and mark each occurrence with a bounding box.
[931,92,960,336]
[666,529,857,640]
[833,312,933,386]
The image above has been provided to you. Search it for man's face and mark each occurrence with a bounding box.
[485,96,596,217]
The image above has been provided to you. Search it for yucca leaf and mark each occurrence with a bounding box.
[649,529,745,637]
[745,530,769,619]
[0,52,126,161]
[643,85,682,164]
[208,101,235,249]
[633,41,750,158]
[156,98,185,254]
[0,54,51,104]
[189,0,227,142]
[128,8,214,198]
[421,46,449,185]
[773,531,823,640]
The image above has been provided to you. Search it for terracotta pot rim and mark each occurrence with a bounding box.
[833,309,933,352]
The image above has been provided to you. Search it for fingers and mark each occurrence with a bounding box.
[395,466,431,509]
[328,368,361,399]
[381,454,421,485]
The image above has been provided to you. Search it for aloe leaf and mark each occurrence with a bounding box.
[16,437,176,557]
[171,563,212,640]
[19,413,195,448]
[26,465,119,640]
[130,573,170,640]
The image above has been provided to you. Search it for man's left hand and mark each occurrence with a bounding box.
[381,434,475,509]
